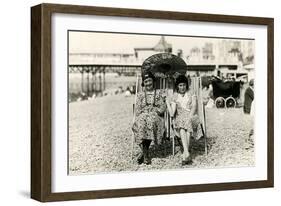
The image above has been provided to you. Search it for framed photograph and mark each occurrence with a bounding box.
[31,3,274,202]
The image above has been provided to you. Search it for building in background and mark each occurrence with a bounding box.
[68,36,255,96]
[134,36,172,62]
[186,39,254,80]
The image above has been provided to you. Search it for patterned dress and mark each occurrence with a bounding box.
[172,91,203,140]
[132,89,166,145]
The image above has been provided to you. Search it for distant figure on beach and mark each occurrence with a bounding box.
[243,79,254,138]
[124,87,131,97]
[244,79,254,114]
[132,71,166,165]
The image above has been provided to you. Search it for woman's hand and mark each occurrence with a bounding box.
[144,106,156,113]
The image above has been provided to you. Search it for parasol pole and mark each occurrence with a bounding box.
[131,74,139,162]
[198,77,208,156]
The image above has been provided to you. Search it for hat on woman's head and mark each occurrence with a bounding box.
[141,71,155,86]
[175,75,189,89]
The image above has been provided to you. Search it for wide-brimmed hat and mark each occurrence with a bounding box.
[141,71,155,87]
[142,71,155,81]
[141,53,187,78]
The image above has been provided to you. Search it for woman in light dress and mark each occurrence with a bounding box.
[166,75,202,165]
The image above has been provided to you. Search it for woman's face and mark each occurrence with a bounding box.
[143,78,154,91]
[178,82,187,94]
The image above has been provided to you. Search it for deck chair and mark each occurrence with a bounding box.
[131,53,209,160]
[168,77,208,156]
[131,75,208,160]
[131,74,140,160]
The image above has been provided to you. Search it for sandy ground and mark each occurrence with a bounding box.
[69,95,254,175]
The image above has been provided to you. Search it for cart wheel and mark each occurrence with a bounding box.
[215,97,225,108]
[225,97,236,108]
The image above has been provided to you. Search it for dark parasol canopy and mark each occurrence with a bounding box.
[141,53,187,78]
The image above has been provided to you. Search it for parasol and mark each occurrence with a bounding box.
[141,53,187,78]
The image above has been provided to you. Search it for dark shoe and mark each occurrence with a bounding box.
[181,156,192,166]
[137,153,144,164]
[143,146,151,165]
[143,149,151,165]
[142,139,152,165]
[143,157,151,165]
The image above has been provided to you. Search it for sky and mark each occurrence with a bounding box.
[69,31,253,56]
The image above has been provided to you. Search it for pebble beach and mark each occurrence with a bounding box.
[69,95,254,175]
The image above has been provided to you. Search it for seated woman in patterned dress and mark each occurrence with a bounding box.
[166,75,202,165]
[132,71,166,165]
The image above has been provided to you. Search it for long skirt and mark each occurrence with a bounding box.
[132,112,164,145]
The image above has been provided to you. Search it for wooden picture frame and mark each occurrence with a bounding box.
[31,3,274,202]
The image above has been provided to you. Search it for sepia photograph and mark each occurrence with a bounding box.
[68,31,255,175]
[30,3,273,201]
